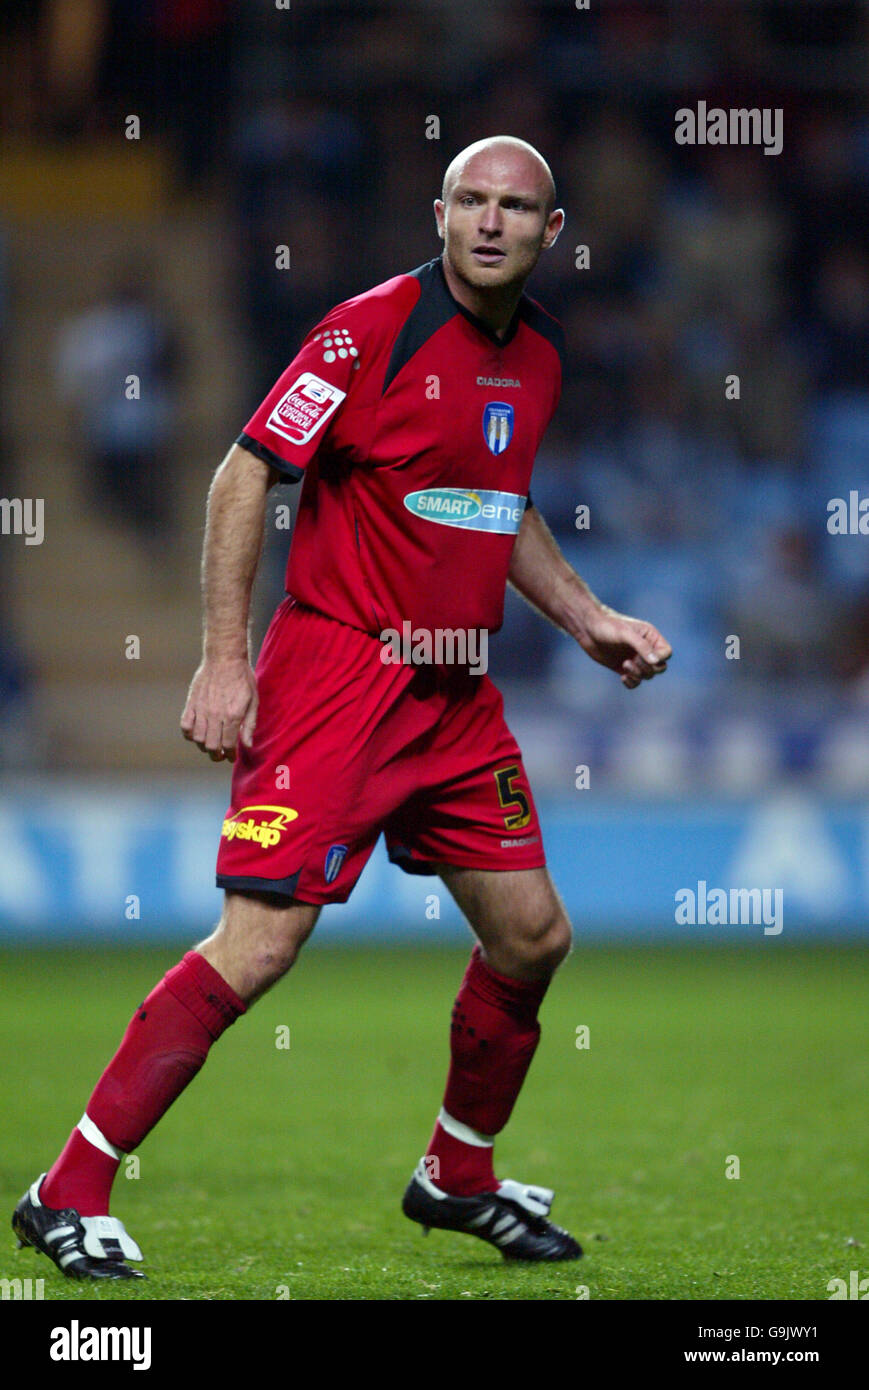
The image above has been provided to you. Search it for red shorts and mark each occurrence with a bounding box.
[215,598,546,904]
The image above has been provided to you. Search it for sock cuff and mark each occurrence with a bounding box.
[163,951,247,1039]
[438,1108,495,1147]
[78,1111,125,1160]
[466,944,550,1020]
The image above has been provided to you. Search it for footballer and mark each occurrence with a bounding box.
[14,136,671,1278]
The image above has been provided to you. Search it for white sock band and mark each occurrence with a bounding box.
[438,1107,495,1147]
[77,1112,124,1162]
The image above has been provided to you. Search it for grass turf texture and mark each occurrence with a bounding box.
[1,942,866,1302]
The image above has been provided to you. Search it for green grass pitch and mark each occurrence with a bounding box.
[1,941,867,1301]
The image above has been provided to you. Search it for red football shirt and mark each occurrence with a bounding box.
[238,255,564,635]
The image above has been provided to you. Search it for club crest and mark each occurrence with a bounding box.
[483,402,514,455]
[324,844,348,884]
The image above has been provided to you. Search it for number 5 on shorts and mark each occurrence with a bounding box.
[493,764,531,830]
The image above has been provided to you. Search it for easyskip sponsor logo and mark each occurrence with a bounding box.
[404,487,525,535]
[221,806,298,849]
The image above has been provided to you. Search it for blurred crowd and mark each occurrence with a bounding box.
[1,1,868,783]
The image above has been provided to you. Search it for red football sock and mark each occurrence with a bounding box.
[41,952,245,1215]
[426,1118,497,1195]
[426,944,551,1196]
[41,1127,120,1218]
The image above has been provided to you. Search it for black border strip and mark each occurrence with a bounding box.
[216,871,303,898]
[387,844,437,877]
[236,432,305,482]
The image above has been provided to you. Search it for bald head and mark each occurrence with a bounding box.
[442,136,557,217]
[433,135,564,331]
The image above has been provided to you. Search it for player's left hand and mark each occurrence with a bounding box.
[576,605,672,690]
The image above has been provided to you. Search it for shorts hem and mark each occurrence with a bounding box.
[287,889,355,906]
[216,871,302,899]
[387,844,546,877]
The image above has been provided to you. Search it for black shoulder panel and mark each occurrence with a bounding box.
[382,258,458,395]
[520,297,566,369]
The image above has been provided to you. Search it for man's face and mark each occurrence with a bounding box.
[434,149,563,296]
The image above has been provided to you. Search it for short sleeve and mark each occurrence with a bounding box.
[237,307,365,481]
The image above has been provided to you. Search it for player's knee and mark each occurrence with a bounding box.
[218,927,303,1002]
[537,910,573,972]
[511,906,572,976]
[243,912,316,991]
[197,892,318,1002]
[247,950,295,991]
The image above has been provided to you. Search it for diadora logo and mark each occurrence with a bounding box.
[403,488,525,535]
[324,844,348,884]
[266,372,346,446]
[483,401,514,454]
[221,805,299,849]
[476,376,521,388]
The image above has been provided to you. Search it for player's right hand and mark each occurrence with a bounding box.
[179,657,259,762]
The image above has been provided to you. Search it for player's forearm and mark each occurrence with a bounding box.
[200,444,273,661]
[508,505,604,643]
